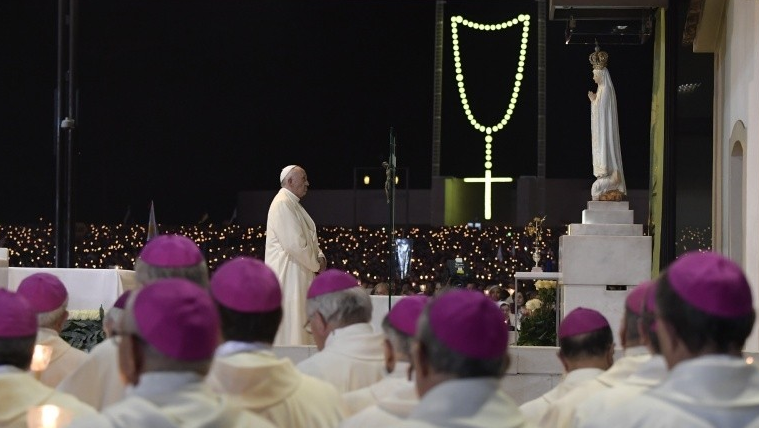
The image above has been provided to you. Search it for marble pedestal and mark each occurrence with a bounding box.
[559,201,652,344]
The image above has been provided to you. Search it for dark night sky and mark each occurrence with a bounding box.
[1,0,653,224]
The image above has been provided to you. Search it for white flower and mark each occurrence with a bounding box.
[535,280,557,290]
[525,298,543,312]
[67,309,101,321]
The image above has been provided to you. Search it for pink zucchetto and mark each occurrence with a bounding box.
[280,165,298,183]
[666,251,753,318]
[645,280,658,313]
[113,290,132,310]
[133,278,219,361]
[388,295,429,337]
[428,290,508,359]
[0,290,38,338]
[558,307,610,339]
[211,257,282,313]
[138,234,204,267]
[307,269,359,299]
[626,281,654,315]
[16,273,68,313]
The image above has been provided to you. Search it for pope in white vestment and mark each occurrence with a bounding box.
[57,338,125,410]
[266,165,325,346]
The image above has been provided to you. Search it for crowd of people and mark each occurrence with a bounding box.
[1,231,757,427]
[0,222,561,288]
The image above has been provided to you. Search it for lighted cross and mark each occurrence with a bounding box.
[450,14,530,222]
[464,170,513,220]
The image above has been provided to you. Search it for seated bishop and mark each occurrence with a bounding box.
[16,273,87,388]
[296,269,385,393]
[583,252,759,428]
[68,278,276,428]
[0,289,95,428]
[388,289,530,428]
[341,295,428,427]
[519,307,614,425]
[206,257,346,428]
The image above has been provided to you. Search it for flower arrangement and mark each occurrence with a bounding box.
[61,306,105,352]
[525,216,547,246]
[525,298,543,312]
[68,309,103,321]
[517,280,558,346]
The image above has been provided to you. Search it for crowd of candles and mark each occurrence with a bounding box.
[0,223,710,289]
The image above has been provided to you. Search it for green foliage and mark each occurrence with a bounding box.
[517,285,557,346]
[60,306,105,352]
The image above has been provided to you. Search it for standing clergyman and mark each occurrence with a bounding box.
[265,165,326,346]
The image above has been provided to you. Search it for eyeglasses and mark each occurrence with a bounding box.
[303,319,312,335]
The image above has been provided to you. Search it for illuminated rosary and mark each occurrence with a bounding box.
[451,14,530,220]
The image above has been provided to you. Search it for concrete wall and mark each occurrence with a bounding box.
[715,0,759,351]
[239,178,649,228]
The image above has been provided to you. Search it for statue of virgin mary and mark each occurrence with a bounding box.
[588,46,626,201]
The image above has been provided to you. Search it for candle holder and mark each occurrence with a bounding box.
[31,345,53,375]
[27,404,72,428]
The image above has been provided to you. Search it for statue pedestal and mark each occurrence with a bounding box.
[559,201,652,345]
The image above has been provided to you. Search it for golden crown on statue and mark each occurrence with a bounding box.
[589,44,609,70]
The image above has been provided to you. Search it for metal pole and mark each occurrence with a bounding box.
[430,0,445,177]
[55,0,76,268]
[536,0,547,216]
[387,128,397,310]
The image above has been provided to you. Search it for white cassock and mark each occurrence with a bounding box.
[575,355,667,428]
[539,346,650,428]
[67,372,277,428]
[297,323,385,393]
[206,343,345,428]
[519,367,604,425]
[37,327,87,388]
[340,381,418,428]
[57,338,125,410]
[342,361,413,416]
[388,378,532,428]
[0,366,96,428]
[265,188,323,346]
[582,355,759,428]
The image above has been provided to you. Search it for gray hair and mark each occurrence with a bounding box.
[381,316,413,359]
[134,259,209,288]
[416,307,508,378]
[121,292,211,375]
[306,287,372,328]
[37,297,69,329]
[103,307,123,337]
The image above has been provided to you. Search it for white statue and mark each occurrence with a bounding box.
[587,46,626,201]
